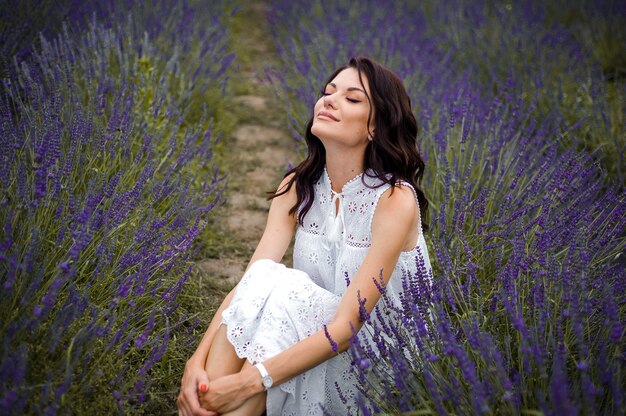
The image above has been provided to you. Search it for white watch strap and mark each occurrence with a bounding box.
[254,362,273,391]
[254,362,269,378]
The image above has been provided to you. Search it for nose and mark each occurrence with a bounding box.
[323,93,337,109]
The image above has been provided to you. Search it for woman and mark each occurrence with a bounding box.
[177,56,432,415]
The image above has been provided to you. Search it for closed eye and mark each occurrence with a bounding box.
[347,98,361,103]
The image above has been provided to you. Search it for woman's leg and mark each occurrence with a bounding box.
[205,324,245,380]
[204,325,266,415]
[222,361,267,416]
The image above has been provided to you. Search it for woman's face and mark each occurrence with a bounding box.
[311,67,374,148]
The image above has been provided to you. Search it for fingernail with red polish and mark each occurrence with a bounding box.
[199,384,208,392]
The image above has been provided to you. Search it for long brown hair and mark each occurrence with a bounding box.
[270,56,428,231]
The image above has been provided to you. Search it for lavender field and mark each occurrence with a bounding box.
[1,0,625,414]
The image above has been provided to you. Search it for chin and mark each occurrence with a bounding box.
[310,124,327,140]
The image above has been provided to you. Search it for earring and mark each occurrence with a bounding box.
[368,133,374,141]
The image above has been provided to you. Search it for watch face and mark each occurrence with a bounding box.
[262,375,273,389]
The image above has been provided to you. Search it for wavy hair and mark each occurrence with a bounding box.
[270,56,428,231]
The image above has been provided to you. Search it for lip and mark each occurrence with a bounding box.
[317,111,339,121]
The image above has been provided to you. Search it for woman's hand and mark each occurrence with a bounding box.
[177,359,218,416]
[199,368,262,414]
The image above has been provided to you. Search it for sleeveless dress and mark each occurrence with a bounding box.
[221,168,432,415]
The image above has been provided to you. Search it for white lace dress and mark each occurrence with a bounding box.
[221,168,432,415]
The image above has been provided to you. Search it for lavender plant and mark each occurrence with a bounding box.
[266,0,626,414]
[0,0,101,76]
[0,1,234,413]
[411,0,625,186]
[350,92,626,415]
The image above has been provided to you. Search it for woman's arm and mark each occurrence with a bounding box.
[247,173,298,266]
[200,185,420,412]
[177,174,298,415]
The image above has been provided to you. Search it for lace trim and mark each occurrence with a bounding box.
[323,167,364,195]
[344,239,371,249]
[298,227,321,236]
[297,228,377,249]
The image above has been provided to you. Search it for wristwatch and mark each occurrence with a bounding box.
[254,362,273,391]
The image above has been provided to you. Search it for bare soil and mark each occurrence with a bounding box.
[197,2,298,285]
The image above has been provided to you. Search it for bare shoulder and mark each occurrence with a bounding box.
[376,184,418,220]
[269,172,298,218]
[371,184,419,251]
[274,172,297,196]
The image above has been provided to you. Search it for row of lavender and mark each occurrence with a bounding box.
[0,1,234,413]
[267,0,625,414]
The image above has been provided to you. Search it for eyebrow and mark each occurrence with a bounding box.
[328,82,366,94]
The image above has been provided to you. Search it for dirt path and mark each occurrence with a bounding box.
[197,2,298,285]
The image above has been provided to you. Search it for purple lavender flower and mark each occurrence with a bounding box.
[356,290,370,323]
[324,325,339,353]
